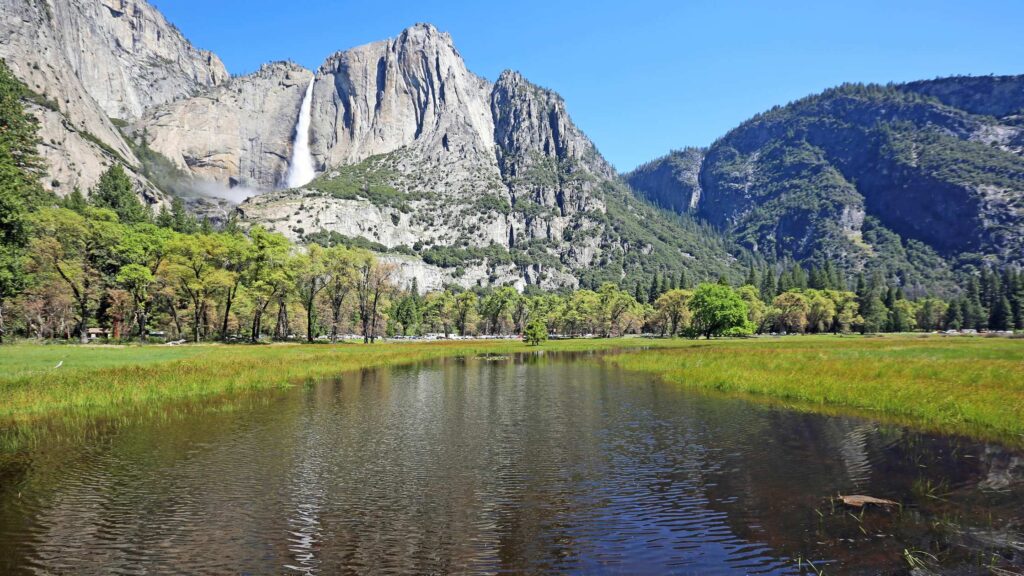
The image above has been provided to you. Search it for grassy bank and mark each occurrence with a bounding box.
[608,335,1024,444]
[1,336,1021,444]
[0,338,675,422]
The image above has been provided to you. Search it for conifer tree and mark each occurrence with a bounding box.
[91,164,148,223]
[760,267,777,301]
[0,61,46,343]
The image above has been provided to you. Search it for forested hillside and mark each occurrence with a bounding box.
[629,78,1024,296]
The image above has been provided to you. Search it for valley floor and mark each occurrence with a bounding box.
[0,335,1021,445]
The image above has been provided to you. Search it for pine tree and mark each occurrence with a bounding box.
[964,277,987,330]
[990,294,1013,331]
[62,187,89,213]
[760,268,777,301]
[744,266,757,287]
[809,266,826,290]
[0,61,46,343]
[943,298,964,330]
[170,197,197,233]
[649,274,660,301]
[634,281,647,305]
[792,265,808,289]
[678,270,688,290]
[91,164,148,223]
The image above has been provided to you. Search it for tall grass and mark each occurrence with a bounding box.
[607,336,1024,444]
[0,339,672,422]
[1,335,1021,444]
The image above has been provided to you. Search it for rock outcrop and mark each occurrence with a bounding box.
[48,0,227,120]
[231,25,743,288]
[0,0,226,197]
[626,148,704,213]
[136,62,312,190]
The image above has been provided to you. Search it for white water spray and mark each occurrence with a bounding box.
[285,77,317,188]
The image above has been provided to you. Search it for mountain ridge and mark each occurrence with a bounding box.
[3,0,1020,294]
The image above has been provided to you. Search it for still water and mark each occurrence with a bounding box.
[0,352,1022,575]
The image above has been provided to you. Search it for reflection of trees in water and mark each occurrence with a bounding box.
[4,357,1023,574]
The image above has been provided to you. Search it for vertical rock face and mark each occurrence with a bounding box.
[492,70,613,215]
[0,0,226,197]
[625,148,705,213]
[136,62,313,190]
[311,23,496,169]
[233,24,744,287]
[49,0,228,120]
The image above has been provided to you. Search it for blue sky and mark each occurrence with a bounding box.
[155,0,1024,171]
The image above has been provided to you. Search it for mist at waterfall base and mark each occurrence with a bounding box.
[189,180,262,204]
[154,77,317,206]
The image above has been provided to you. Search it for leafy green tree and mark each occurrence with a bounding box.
[654,289,692,336]
[213,231,250,339]
[688,283,751,339]
[323,245,359,342]
[165,233,232,342]
[561,289,601,336]
[91,165,148,223]
[597,283,640,337]
[242,227,292,343]
[453,291,478,336]
[354,254,395,343]
[889,299,917,332]
[295,243,330,342]
[423,290,456,338]
[736,284,767,332]
[770,292,810,334]
[480,286,518,335]
[805,290,836,333]
[523,318,548,345]
[114,224,173,340]
[29,208,121,342]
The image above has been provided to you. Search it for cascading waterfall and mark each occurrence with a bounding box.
[285,77,317,188]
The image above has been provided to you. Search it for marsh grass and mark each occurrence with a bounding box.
[1,335,1021,446]
[0,338,677,423]
[607,335,1024,444]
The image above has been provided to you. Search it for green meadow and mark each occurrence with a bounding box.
[0,335,1021,444]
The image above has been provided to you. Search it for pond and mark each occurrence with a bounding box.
[0,352,1021,574]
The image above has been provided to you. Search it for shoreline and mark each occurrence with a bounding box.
[1,335,1022,446]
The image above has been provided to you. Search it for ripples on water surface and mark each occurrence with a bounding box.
[0,353,1022,575]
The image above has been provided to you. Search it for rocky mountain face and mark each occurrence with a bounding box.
[0,0,226,197]
[626,147,704,214]
[135,62,312,190]
[23,1,1022,294]
[226,25,743,290]
[630,79,1024,293]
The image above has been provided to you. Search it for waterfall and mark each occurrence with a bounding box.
[285,77,316,188]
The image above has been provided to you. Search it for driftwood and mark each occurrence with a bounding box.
[838,494,899,508]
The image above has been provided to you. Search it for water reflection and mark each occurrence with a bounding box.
[0,354,1021,574]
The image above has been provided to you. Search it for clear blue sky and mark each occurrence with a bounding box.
[155,0,1024,171]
